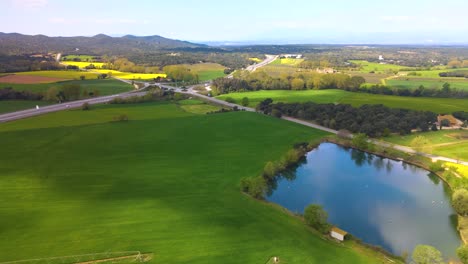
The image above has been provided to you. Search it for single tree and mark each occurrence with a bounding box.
[352,133,368,149]
[241,97,249,107]
[410,136,431,153]
[457,245,468,264]
[452,189,468,216]
[304,204,330,233]
[411,244,444,264]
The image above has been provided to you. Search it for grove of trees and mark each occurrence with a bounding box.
[257,100,437,136]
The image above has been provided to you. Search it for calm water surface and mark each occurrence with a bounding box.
[267,143,461,258]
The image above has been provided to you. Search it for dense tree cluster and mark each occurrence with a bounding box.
[258,100,437,136]
[438,70,468,78]
[0,87,43,100]
[0,55,61,73]
[162,65,199,82]
[453,111,468,121]
[211,71,365,94]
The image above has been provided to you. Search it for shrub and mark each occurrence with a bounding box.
[81,102,90,111]
[113,114,129,122]
[429,160,444,172]
[457,245,468,264]
[224,97,236,103]
[271,109,282,118]
[240,177,266,199]
[241,97,249,106]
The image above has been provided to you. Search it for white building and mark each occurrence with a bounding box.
[330,226,348,241]
[379,55,384,61]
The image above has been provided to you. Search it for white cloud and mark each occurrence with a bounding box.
[12,0,48,8]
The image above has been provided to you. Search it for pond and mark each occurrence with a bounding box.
[267,143,461,259]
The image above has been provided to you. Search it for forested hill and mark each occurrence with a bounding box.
[0,32,206,55]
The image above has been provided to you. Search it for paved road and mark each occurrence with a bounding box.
[0,91,146,123]
[227,54,278,78]
[245,55,278,72]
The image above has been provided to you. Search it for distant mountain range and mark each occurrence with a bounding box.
[0,33,205,55]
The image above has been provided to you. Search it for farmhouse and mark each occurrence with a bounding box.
[437,114,460,127]
[330,226,348,241]
[316,67,335,74]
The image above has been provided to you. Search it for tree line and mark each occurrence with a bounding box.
[257,100,438,137]
[211,71,366,94]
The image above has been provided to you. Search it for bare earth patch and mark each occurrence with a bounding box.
[0,74,68,84]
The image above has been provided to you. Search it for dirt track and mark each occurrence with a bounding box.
[0,74,68,84]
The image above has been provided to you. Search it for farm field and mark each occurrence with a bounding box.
[1,79,133,95]
[0,100,50,114]
[216,89,468,113]
[270,58,304,66]
[386,78,468,91]
[177,98,220,114]
[0,101,394,264]
[403,67,468,78]
[349,60,412,73]
[183,63,226,81]
[93,69,166,80]
[14,70,99,80]
[61,61,106,69]
[385,130,468,160]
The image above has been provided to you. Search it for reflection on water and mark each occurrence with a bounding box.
[267,143,461,259]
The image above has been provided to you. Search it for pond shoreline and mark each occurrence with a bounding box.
[324,137,467,246]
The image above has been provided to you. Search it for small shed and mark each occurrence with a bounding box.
[330,226,348,241]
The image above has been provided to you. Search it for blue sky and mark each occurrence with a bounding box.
[2,0,468,44]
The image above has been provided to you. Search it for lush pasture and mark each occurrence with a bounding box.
[387,78,468,91]
[216,89,468,113]
[93,70,166,80]
[348,72,391,84]
[62,61,106,69]
[1,79,133,95]
[403,67,468,78]
[183,63,226,81]
[0,102,393,264]
[177,99,220,114]
[385,130,468,161]
[15,70,99,80]
[350,60,411,73]
[0,100,50,114]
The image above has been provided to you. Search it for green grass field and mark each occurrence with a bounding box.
[1,79,133,95]
[385,130,468,160]
[349,60,412,73]
[0,100,50,114]
[387,78,468,91]
[217,89,468,113]
[0,102,394,264]
[62,61,106,69]
[15,70,99,79]
[177,99,220,114]
[183,63,226,81]
[402,68,468,78]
